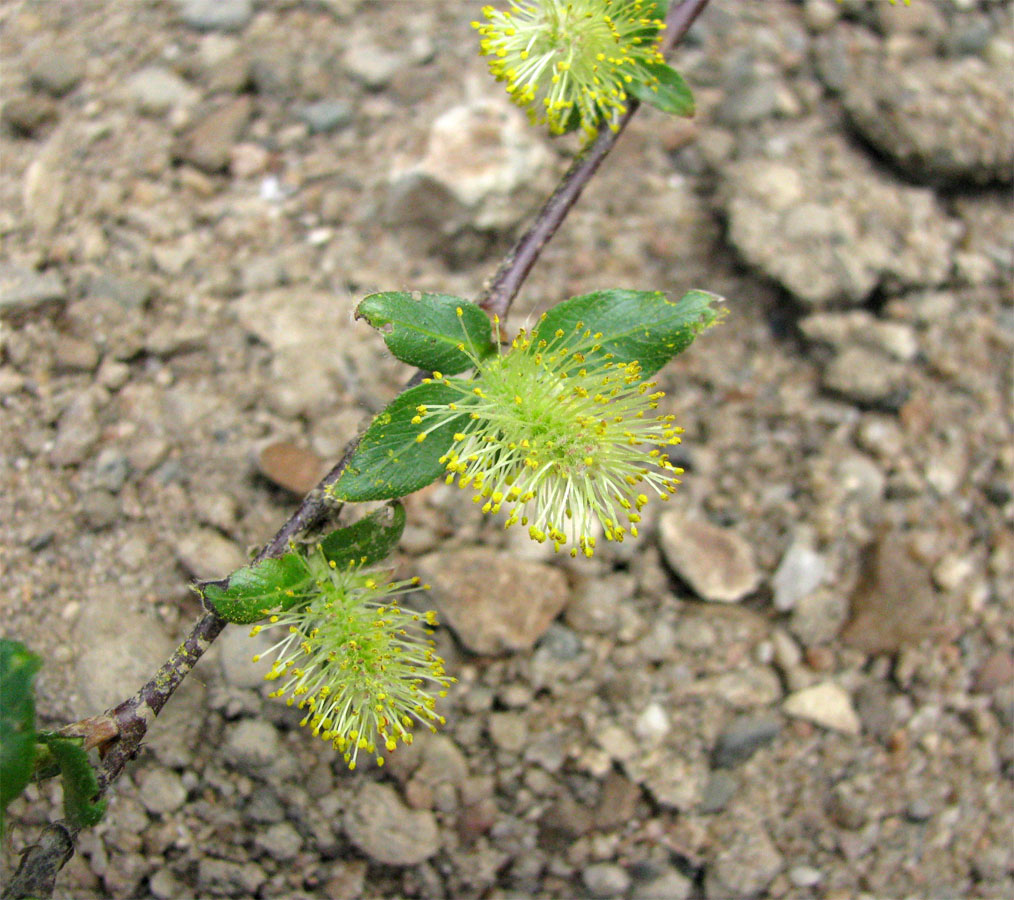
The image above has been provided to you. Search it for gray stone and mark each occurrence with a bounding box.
[178,0,253,32]
[79,489,121,530]
[417,548,570,655]
[712,714,782,768]
[659,513,761,602]
[224,719,280,771]
[344,782,440,865]
[174,527,246,580]
[72,592,175,717]
[92,448,130,493]
[298,99,353,134]
[706,828,783,898]
[821,345,909,408]
[834,30,1014,184]
[771,530,826,612]
[87,273,151,308]
[632,867,693,900]
[218,621,271,690]
[138,769,187,816]
[783,681,861,735]
[125,66,198,116]
[582,862,631,898]
[255,822,303,862]
[391,97,553,232]
[0,265,66,318]
[564,573,634,633]
[175,95,251,173]
[697,770,738,814]
[489,712,528,754]
[343,41,404,89]
[29,55,84,97]
[720,122,955,306]
[197,858,266,896]
[51,390,102,467]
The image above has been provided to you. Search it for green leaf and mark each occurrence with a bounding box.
[626,63,695,118]
[317,501,406,570]
[330,382,470,502]
[0,640,41,826]
[533,289,723,378]
[202,553,314,625]
[356,292,494,375]
[39,735,106,827]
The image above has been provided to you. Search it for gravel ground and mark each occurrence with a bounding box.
[1,1,1012,899]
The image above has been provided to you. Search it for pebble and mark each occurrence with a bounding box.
[393,98,553,232]
[698,770,738,814]
[712,713,782,768]
[91,448,130,493]
[658,513,761,602]
[52,334,99,372]
[72,593,175,717]
[178,0,253,32]
[631,867,693,900]
[174,527,246,580]
[721,123,954,306]
[835,35,1014,185]
[783,681,861,735]
[217,622,271,690]
[841,531,942,654]
[344,782,440,866]
[138,769,188,816]
[224,719,280,771]
[1,95,58,136]
[51,390,101,466]
[125,66,198,116]
[79,489,121,530]
[973,652,1014,694]
[416,548,570,655]
[821,345,909,409]
[0,264,66,318]
[254,822,303,862]
[174,95,252,173]
[771,529,826,612]
[29,54,84,97]
[298,99,353,134]
[343,40,404,89]
[582,862,631,898]
[706,827,783,898]
[489,712,528,755]
[788,865,823,888]
[564,573,634,634]
[197,858,266,896]
[256,441,329,495]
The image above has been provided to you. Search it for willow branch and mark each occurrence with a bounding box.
[478,0,711,318]
[10,2,710,893]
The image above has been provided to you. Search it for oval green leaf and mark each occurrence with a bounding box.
[317,501,406,569]
[40,735,106,827]
[202,554,314,625]
[0,640,41,824]
[533,289,723,378]
[356,292,494,375]
[626,63,695,118]
[330,381,470,502]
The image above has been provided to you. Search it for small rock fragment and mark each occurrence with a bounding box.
[417,548,569,654]
[659,513,761,602]
[344,782,440,865]
[783,682,861,735]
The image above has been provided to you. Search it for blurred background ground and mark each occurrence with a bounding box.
[1,1,1012,898]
